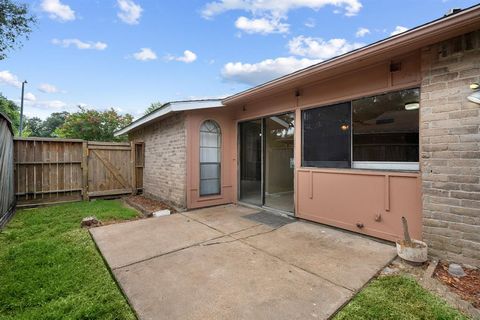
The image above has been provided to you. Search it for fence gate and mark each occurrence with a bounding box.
[86,141,135,198]
[14,138,144,207]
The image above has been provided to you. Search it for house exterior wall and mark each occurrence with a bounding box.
[420,31,480,265]
[129,113,187,209]
[177,52,419,242]
[185,108,236,209]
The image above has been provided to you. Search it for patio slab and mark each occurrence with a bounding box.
[182,204,261,234]
[114,239,352,320]
[90,214,222,269]
[242,221,397,291]
[91,204,397,319]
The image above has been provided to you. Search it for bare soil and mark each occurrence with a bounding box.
[124,195,176,216]
[434,261,480,308]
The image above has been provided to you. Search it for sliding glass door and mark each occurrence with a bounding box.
[239,120,262,206]
[239,113,295,213]
[264,114,295,212]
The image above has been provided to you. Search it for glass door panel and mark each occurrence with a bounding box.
[264,114,295,213]
[239,120,262,205]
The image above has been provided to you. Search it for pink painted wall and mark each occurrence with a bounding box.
[186,108,236,209]
[186,51,423,242]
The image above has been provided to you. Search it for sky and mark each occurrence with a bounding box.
[0,0,478,119]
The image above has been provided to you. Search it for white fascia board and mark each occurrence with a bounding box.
[114,104,173,136]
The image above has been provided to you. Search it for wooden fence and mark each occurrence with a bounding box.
[0,113,15,226]
[14,138,144,207]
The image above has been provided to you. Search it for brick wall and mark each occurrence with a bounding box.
[130,113,187,209]
[420,31,480,265]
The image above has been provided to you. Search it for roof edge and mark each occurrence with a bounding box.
[114,99,224,136]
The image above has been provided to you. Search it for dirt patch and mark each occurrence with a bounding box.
[124,195,176,216]
[434,261,480,308]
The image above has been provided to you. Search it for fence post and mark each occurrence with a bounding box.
[82,141,89,201]
[130,141,136,195]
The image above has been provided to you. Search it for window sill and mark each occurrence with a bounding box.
[297,166,420,177]
[197,194,223,202]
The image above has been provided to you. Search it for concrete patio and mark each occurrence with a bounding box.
[90,205,397,320]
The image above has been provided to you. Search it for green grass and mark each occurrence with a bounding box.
[0,200,139,320]
[334,275,469,320]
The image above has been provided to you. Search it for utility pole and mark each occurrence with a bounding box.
[18,80,27,137]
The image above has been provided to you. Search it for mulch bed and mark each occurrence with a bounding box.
[124,195,176,216]
[433,261,480,308]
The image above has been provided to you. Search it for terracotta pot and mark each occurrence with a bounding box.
[396,239,428,263]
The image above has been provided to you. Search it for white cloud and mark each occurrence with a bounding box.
[117,0,143,25]
[288,36,364,59]
[0,70,21,88]
[355,27,370,37]
[133,48,157,61]
[235,16,289,34]
[38,83,60,93]
[222,56,320,85]
[202,0,362,18]
[24,92,36,102]
[166,50,197,63]
[52,38,108,50]
[222,35,364,85]
[39,100,67,109]
[390,25,409,36]
[41,0,75,22]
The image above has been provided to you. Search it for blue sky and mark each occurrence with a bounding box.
[0,0,478,119]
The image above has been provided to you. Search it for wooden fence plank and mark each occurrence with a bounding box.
[90,149,130,189]
[13,138,141,206]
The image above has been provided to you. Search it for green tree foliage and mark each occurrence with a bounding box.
[26,116,42,136]
[0,93,20,134]
[55,107,133,141]
[144,101,163,115]
[26,112,68,137]
[0,0,36,60]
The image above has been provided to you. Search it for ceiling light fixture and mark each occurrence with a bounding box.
[468,83,480,105]
[404,102,420,110]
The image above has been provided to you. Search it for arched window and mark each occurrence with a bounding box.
[199,120,221,196]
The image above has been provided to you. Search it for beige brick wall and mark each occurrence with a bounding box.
[420,31,480,265]
[130,113,187,209]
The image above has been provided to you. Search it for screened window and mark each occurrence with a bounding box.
[302,102,351,168]
[301,88,420,171]
[200,120,221,196]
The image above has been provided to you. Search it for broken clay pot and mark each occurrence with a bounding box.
[396,239,428,264]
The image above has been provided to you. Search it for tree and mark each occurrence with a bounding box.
[41,111,69,137]
[26,116,42,136]
[55,107,133,141]
[0,93,20,134]
[0,0,36,60]
[144,101,163,115]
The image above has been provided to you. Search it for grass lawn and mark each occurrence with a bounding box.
[334,275,469,320]
[0,200,138,320]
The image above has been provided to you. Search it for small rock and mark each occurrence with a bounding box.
[81,216,101,228]
[153,209,171,217]
[448,263,466,277]
[382,266,398,275]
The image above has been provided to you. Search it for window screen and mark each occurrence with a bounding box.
[352,88,419,163]
[200,120,221,196]
[302,102,351,168]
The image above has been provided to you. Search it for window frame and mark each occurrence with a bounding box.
[301,87,420,172]
[199,120,222,197]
